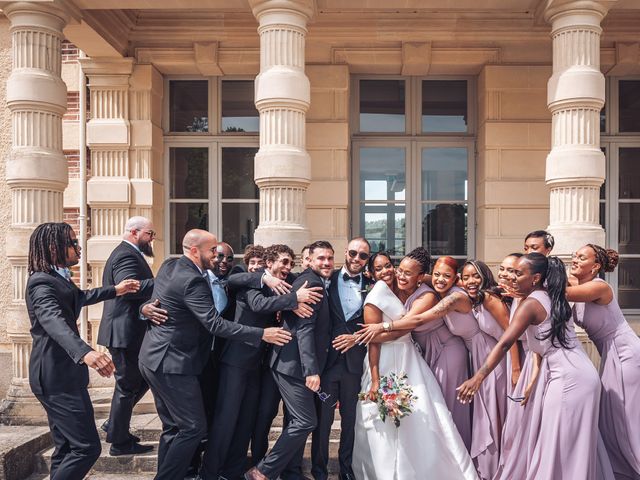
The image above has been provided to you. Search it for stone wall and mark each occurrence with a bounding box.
[0,18,14,398]
[476,65,553,267]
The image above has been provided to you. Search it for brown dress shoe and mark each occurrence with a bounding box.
[244,466,268,480]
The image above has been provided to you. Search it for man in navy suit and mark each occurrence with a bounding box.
[26,222,140,480]
[98,216,156,455]
[138,229,292,480]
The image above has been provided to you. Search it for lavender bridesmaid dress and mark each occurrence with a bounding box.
[525,290,602,480]
[574,279,640,479]
[443,287,507,480]
[410,285,472,451]
[495,300,537,480]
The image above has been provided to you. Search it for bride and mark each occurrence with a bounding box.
[352,249,477,480]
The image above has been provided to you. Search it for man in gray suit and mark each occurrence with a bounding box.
[246,240,335,480]
[138,229,292,480]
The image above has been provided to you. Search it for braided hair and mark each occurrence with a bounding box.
[586,244,619,276]
[28,222,76,275]
[524,253,572,349]
[405,247,431,274]
[463,260,499,307]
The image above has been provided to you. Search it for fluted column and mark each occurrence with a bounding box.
[80,57,134,349]
[544,0,613,255]
[249,0,314,251]
[0,1,68,421]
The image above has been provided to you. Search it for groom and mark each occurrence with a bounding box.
[245,240,334,480]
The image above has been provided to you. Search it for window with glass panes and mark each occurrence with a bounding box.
[165,78,260,256]
[601,78,640,311]
[352,77,474,260]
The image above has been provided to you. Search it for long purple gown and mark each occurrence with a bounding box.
[443,287,507,480]
[574,279,640,480]
[409,285,472,451]
[525,290,603,480]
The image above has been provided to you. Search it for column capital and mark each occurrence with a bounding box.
[1,1,70,31]
[79,57,135,77]
[249,0,315,28]
[544,0,615,27]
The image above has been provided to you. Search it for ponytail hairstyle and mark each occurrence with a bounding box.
[525,230,555,252]
[463,260,499,307]
[405,246,431,274]
[523,253,572,349]
[586,244,619,276]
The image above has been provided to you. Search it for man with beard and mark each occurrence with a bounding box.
[246,241,334,480]
[98,216,157,455]
[201,244,322,480]
[311,237,371,480]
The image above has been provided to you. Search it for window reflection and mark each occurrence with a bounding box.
[360,80,405,132]
[221,81,259,133]
[170,148,208,199]
[618,258,640,309]
[222,203,259,253]
[619,80,640,133]
[360,147,405,201]
[221,148,259,199]
[422,148,468,201]
[170,203,208,254]
[363,209,406,256]
[169,80,208,132]
[422,204,467,256]
[422,80,468,133]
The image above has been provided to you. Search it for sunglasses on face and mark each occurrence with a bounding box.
[216,253,234,262]
[279,258,292,266]
[348,250,370,261]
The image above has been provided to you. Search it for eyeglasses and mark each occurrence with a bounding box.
[216,253,234,262]
[316,390,338,407]
[348,250,370,261]
[133,229,156,238]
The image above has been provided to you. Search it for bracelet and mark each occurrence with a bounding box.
[389,321,394,332]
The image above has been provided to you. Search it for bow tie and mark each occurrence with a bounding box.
[343,273,361,283]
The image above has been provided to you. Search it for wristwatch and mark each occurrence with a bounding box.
[382,321,391,332]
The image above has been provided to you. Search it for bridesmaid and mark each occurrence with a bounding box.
[410,252,473,450]
[457,253,602,480]
[360,256,507,480]
[567,244,640,479]
[523,230,554,256]
[497,253,522,290]
[460,260,521,387]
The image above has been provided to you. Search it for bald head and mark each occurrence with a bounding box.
[213,242,234,278]
[123,216,155,256]
[182,229,218,271]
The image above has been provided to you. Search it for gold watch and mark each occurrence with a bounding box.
[382,321,391,332]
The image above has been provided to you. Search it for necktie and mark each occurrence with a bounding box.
[343,272,361,283]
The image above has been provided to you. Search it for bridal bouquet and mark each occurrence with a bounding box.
[359,372,417,428]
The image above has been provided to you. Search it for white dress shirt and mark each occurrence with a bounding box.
[338,266,363,321]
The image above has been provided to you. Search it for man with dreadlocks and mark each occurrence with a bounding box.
[26,222,140,480]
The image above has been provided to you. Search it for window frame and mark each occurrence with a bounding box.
[601,75,640,314]
[351,75,476,259]
[164,76,259,257]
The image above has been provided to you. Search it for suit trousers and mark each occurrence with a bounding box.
[251,365,282,464]
[257,370,318,479]
[106,346,149,445]
[311,358,361,479]
[139,364,207,480]
[35,389,102,480]
[201,363,260,479]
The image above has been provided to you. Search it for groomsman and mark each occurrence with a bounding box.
[246,241,334,480]
[311,237,371,480]
[201,244,323,480]
[26,222,140,480]
[98,216,156,455]
[138,229,292,480]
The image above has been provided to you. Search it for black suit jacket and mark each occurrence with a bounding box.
[270,268,332,379]
[26,271,116,395]
[138,256,263,375]
[326,270,369,376]
[220,272,298,371]
[98,241,154,349]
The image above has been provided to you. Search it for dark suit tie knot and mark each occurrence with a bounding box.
[343,272,361,283]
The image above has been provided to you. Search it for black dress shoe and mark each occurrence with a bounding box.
[339,474,356,480]
[101,421,141,443]
[109,440,154,456]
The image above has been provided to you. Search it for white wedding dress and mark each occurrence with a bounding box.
[353,281,478,480]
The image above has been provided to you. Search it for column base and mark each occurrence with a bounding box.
[546,224,605,258]
[254,225,311,255]
[0,380,46,426]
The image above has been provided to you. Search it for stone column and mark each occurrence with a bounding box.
[249,0,314,251]
[544,0,613,255]
[1,1,68,422]
[80,57,133,349]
